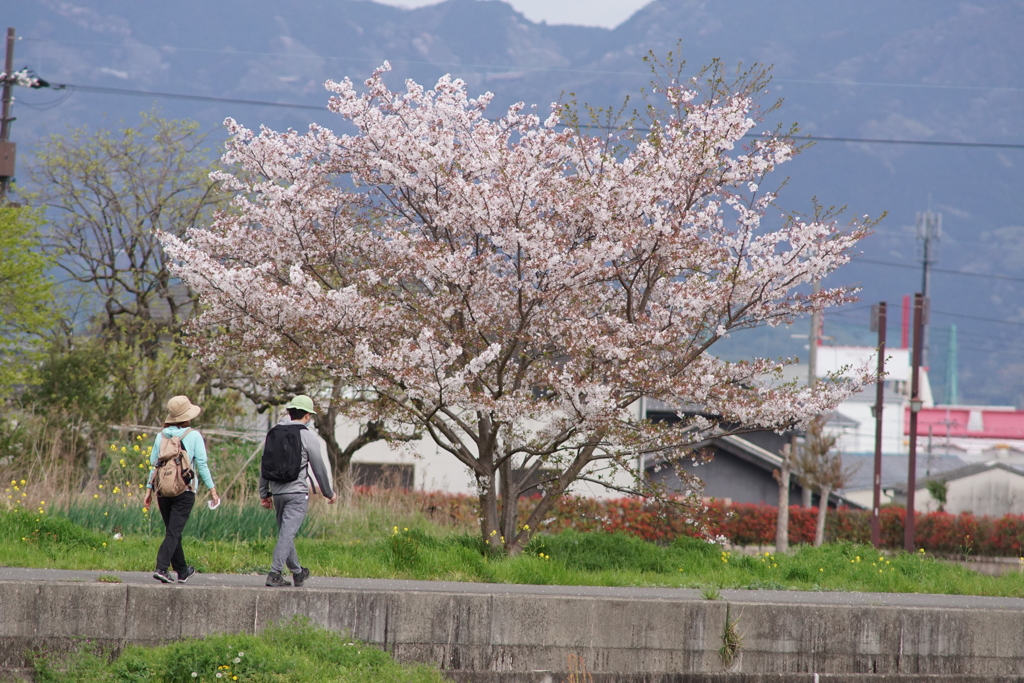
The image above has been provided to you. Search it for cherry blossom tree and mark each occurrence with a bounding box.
[162,59,873,554]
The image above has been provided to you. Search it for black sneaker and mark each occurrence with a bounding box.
[292,567,310,587]
[153,569,174,584]
[266,571,291,587]
[177,566,196,583]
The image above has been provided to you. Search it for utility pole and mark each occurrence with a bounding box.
[0,27,16,203]
[917,211,941,367]
[905,293,926,553]
[945,324,958,405]
[870,301,886,549]
[926,424,933,477]
[808,278,821,386]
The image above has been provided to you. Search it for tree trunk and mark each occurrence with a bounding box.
[477,472,500,552]
[498,456,519,554]
[801,484,813,508]
[775,455,791,554]
[313,408,351,496]
[815,484,832,546]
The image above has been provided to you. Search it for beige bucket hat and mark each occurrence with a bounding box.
[165,395,202,424]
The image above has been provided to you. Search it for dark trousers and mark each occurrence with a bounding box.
[156,491,195,573]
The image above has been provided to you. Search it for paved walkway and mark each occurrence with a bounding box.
[3,566,1024,611]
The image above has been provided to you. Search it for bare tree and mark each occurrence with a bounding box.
[23,111,237,430]
[30,110,225,347]
[795,415,851,546]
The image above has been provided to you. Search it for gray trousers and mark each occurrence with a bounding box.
[271,493,308,574]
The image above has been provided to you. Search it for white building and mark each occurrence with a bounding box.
[894,461,1024,517]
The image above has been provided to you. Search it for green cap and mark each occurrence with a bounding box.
[284,394,317,415]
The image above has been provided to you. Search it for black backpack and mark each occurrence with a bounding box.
[260,424,306,483]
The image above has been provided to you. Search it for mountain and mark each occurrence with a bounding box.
[9,0,1024,405]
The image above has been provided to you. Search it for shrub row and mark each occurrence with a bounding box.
[375,487,1024,557]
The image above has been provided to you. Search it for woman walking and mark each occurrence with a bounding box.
[143,395,220,583]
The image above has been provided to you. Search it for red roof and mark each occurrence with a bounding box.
[904,407,1024,439]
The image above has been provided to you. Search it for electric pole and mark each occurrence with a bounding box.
[945,324,958,405]
[870,301,886,549]
[808,278,821,386]
[905,293,926,553]
[917,211,940,367]
[0,27,16,204]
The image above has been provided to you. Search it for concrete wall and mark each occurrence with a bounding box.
[5,581,1024,678]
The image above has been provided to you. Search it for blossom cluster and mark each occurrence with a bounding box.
[0,69,44,88]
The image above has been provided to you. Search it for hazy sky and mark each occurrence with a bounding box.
[374,0,651,29]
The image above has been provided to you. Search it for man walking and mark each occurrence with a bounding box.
[259,395,337,587]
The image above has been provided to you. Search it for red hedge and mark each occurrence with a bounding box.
[354,487,1024,556]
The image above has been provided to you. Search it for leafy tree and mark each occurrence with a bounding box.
[0,206,57,390]
[163,59,872,554]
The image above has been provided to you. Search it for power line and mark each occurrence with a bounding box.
[22,37,1024,94]
[28,82,1024,151]
[51,83,327,111]
[852,257,1024,284]
[831,305,1024,330]
[929,309,1024,327]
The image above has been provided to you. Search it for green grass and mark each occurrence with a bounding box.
[30,618,445,683]
[4,507,1024,597]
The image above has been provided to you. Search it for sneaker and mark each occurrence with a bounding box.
[266,571,291,587]
[177,566,196,583]
[292,567,310,587]
[153,569,174,584]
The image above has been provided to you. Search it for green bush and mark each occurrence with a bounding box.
[31,618,445,682]
[0,509,106,549]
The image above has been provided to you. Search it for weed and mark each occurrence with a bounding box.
[95,574,121,583]
[701,586,722,601]
[565,653,593,683]
[718,604,742,668]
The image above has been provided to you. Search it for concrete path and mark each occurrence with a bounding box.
[3,565,1024,612]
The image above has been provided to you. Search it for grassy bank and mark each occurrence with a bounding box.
[29,618,445,683]
[4,506,1024,597]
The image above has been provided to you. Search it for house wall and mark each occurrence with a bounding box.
[333,412,640,498]
[831,391,906,455]
[647,446,804,506]
[914,468,1024,516]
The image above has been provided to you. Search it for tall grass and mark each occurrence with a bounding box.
[1,418,267,516]
[53,500,322,541]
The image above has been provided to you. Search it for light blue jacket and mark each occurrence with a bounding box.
[146,427,215,491]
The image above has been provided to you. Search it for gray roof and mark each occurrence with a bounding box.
[842,453,967,492]
[890,460,1024,494]
[688,434,864,509]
